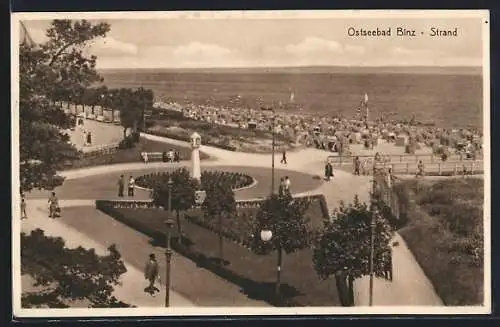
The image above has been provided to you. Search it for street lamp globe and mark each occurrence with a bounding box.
[260,229,273,242]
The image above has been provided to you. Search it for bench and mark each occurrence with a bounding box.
[141,152,182,163]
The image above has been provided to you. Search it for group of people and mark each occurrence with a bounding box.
[278,176,292,195]
[19,190,60,220]
[141,149,181,163]
[117,175,136,197]
[168,98,482,155]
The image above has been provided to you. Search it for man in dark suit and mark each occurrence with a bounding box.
[117,175,125,197]
[144,253,160,296]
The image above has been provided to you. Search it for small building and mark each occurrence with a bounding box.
[247,120,257,130]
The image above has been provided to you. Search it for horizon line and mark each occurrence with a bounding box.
[97,64,482,70]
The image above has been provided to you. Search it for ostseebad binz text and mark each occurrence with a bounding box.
[347,27,417,37]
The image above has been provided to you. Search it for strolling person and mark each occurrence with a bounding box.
[386,167,393,188]
[118,175,125,197]
[383,249,393,281]
[416,160,425,178]
[167,149,175,162]
[328,161,334,180]
[128,175,135,197]
[284,176,291,193]
[21,192,27,220]
[279,177,285,196]
[48,192,59,218]
[324,161,333,181]
[144,253,160,296]
[280,150,287,164]
[87,131,92,146]
[353,156,361,176]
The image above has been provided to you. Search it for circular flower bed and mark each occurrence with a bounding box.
[135,169,254,191]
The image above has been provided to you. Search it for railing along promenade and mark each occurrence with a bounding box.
[328,153,483,175]
[80,143,119,158]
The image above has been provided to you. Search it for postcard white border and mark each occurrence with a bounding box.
[11,10,491,317]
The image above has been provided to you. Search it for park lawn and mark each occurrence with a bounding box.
[65,137,210,170]
[105,198,340,307]
[397,177,484,306]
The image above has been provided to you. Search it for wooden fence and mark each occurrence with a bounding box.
[373,173,405,227]
[371,161,484,175]
[80,143,119,158]
[328,153,480,166]
[331,156,483,176]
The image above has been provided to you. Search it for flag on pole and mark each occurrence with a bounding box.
[20,21,37,48]
[364,93,369,122]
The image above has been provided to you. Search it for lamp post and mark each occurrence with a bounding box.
[164,177,174,307]
[164,218,174,307]
[260,227,282,297]
[261,106,276,194]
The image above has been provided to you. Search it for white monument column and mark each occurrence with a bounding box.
[190,132,202,181]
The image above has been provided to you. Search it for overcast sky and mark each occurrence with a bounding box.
[19,12,486,69]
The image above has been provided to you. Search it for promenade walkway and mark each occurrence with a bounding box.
[20,120,444,308]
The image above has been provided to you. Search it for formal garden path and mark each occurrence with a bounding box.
[20,120,443,307]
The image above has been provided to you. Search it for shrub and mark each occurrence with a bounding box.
[417,190,454,206]
[130,132,140,143]
[118,136,135,149]
[440,203,482,236]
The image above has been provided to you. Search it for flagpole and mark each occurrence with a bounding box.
[365,93,369,123]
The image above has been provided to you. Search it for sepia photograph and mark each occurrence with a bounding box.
[11,10,490,317]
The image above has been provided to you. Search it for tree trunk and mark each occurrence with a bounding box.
[175,210,182,245]
[348,274,355,306]
[218,213,224,264]
[335,270,350,306]
[91,105,95,115]
[123,127,127,140]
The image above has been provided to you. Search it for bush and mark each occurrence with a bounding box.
[130,132,140,143]
[118,136,135,149]
[440,203,482,236]
[418,190,454,206]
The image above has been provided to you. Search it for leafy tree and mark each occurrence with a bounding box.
[152,168,198,244]
[312,195,393,306]
[202,176,236,263]
[135,87,154,131]
[250,192,311,296]
[118,87,153,138]
[19,19,110,192]
[82,86,106,115]
[21,229,131,308]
